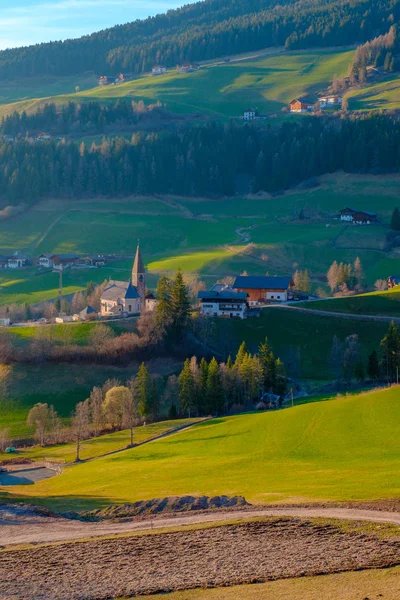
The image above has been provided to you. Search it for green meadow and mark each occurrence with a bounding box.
[0,173,397,306]
[0,48,354,119]
[0,418,199,464]
[300,288,400,317]
[347,72,400,112]
[5,387,399,510]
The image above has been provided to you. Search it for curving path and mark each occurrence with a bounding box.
[1,505,399,547]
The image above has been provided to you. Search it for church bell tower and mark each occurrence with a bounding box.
[132,241,146,306]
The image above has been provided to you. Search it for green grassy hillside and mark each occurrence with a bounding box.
[6,387,399,510]
[347,72,400,112]
[299,288,400,317]
[0,173,398,307]
[0,418,200,464]
[205,306,388,380]
[0,48,353,119]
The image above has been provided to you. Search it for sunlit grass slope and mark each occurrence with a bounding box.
[300,288,400,317]
[8,387,400,511]
[0,48,354,119]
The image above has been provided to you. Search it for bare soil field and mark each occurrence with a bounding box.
[1,518,399,600]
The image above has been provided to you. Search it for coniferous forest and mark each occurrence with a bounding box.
[0,0,399,79]
[1,113,400,203]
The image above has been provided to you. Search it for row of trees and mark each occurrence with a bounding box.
[329,322,400,384]
[3,114,400,204]
[0,100,167,137]
[179,339,287,417]
[326,258,364,295]
[0,0,396,80]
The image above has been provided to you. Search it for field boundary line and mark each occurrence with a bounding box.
[273,304,400,323]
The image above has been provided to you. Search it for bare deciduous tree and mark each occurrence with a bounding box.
[71,400,91,462]
[375,279,387,291]
[0,427,10,452]
[27,403,50,446]
[89,386,104,436]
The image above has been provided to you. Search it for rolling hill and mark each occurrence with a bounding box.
[0,48,354,120]
[5,386,400,511]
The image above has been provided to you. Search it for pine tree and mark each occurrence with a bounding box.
[179,358,195,417]
[135,362,151,420]
[367,350,380,381]
[234,341,248,368]
[170,269,190,341]
[353,257,363,286]
[380,321,400,382]
[155,274,173,328]
[390,207,400,231]
[206,357,224,416]
[198,357,208,415]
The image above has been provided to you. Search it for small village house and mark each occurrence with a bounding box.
[8,254,28,269]
[98,75,115,86]
[177,63,200,73]
[76,255,106,268]
[339,208,377,224]
[38,254,54,269]
[234,275,294,305]
[289,98,315,113]
[243,109,256,120]
[152,66,167,75]
[115,73,133,83]
[0,256,8,269]
[387,276,400,289]
[319,95,342,109]
[100,244,146,316]
[198,290,248,319]
[145,292,158,312]
[73,306,98,321]
[52,254,79,271]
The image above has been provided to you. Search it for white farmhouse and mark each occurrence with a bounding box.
[198,290,248,319]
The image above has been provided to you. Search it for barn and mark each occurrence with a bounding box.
[233,275,294,305]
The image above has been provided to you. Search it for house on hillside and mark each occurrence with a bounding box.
[319,95,342,109]
[152,66,167,76]
[52,254,79,271]
[76,255,106,268]
[115,73,134,83]
[0,256,8,269]
[8,254,28,269]
[100,243,147,316]
[38,254,54,269]
[243,109,256,120]
[177,63,200,73]
[387,276,400,289]
[98,75,115,86]
[339,208,377,224]
[73,306,98,321]
[145,292,158,312]
[233,275,294,305]
[289,98,315,113]
[198,290,248,319]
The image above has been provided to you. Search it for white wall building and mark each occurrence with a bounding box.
[198,290,248,319]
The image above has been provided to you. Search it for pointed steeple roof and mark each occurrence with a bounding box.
[131,241,145,286]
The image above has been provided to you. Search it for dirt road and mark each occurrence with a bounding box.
[1,505,399,547]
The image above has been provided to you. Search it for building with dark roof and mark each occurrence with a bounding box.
[198,290,248,319]
[233,275,293,304]
[100,244,146,317]
[339,208,377,224]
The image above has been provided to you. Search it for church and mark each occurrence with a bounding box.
[100,244,147,317]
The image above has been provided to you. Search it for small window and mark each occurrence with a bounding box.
[128,305,132,312]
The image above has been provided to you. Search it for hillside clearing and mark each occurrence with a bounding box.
[4,387,400,510]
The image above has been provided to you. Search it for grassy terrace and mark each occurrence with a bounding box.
[4,387,399,510]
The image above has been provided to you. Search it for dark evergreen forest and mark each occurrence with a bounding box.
[0,0,399,79]
[1,114,400,203]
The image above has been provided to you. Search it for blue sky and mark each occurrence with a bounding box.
[0,0,184,50]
